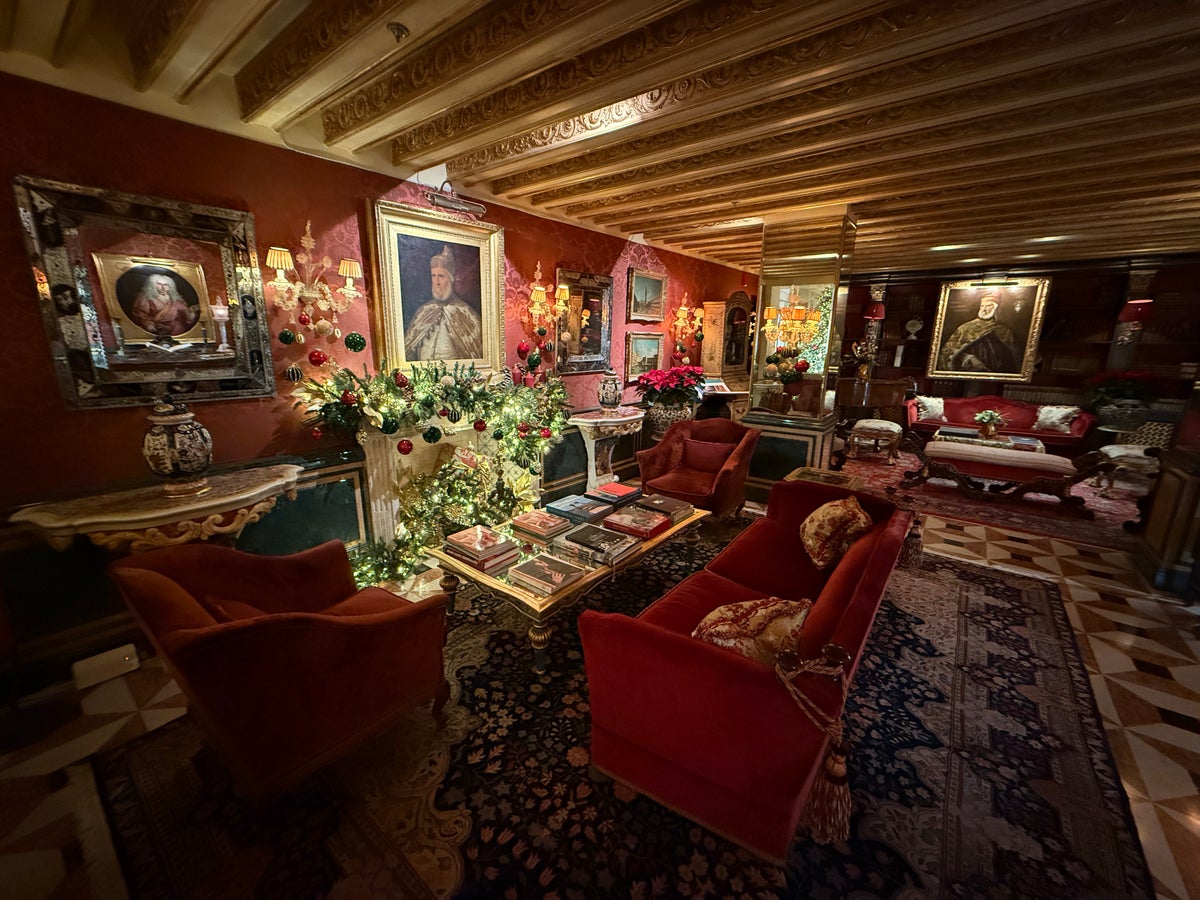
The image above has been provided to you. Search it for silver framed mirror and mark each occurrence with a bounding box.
[13,175,275,408]
[554,267,612,374]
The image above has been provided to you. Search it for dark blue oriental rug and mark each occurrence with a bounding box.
[93,532,1152,899]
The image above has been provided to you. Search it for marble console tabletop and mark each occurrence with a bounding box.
[9,463,304,552]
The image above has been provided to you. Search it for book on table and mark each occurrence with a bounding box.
[602,506,672,540]
[507,553,588,595]
[509,508,573,539]
[633,493,694,523]
[442,544,520,574]
[584,481,643,507]
[443,524,518,560]
[553,523,640,564]
[544,494,614,524]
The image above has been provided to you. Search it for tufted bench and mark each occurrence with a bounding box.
[1093,444,1161,497]
[848,419,902,465]
[900,438,1112,518]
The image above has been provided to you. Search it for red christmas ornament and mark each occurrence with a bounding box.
[473,419,487,432]
[307,349,329,367]
[311,427,324,440]
[340,390,356,405]
[297,312,311,326]
[393,371,409,388]
[518,421,530,432]
[537,341,545,351]
[540,427,552,439]
[396,439,414,455]
[439,407,450,417]
[671,350,684,362]
[797,359,811,372]
[517,340,531,360]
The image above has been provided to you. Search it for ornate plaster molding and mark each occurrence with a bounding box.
[127,0,204,91]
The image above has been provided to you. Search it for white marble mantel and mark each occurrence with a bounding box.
[9,464,303,553]
[566,407,646,491]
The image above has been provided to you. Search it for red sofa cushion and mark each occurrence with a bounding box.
[705,517,830,601]
[683,439,737,472]
[638,570,766,634]
[644,468,720,504]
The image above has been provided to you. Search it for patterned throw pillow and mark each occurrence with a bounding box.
[914,395,946,422]
[1033,405,1081,433]
[692,597,813,665]
[800,497,874,569]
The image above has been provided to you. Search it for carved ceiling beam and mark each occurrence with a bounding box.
[449,0,1181,186]
[235,0,490,130]
[384,0,896,169]
[523,69,1200,211]
[543,110,1200,221]
[0,0,14,51]
[48,0,94,67]
[595,148,1200,234]
[127,0,206,92]
[319,0,694,152]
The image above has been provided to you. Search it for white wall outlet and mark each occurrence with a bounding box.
[72,643,140,690]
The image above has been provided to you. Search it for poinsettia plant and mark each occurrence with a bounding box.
[1083,369,1164,407]
[634,365,705,407]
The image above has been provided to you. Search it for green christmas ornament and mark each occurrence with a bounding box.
[536,326,547,337]
[420,395,435,408]
[380,415,399,434]
[422,425,442,444]
[343,331,366,352]
[527,351,542,369]
[493,429,504,440]
[278,329,296,345]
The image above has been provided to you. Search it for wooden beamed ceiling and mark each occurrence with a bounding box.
[6,0,1200,277]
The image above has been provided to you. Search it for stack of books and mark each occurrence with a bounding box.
[584,480,643,508]
[442,524,520,575]
[509,509,573,545]
[602,505,672,540]
[634,493,695,524]
[544,493,613,524]
[507,553,588,595]
[553,523,640,565]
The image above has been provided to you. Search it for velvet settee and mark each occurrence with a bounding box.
[579,481,913,861]
[904,394,1096,455]
[108,540,450,799]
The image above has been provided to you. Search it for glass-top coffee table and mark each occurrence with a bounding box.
[427,509,710,672]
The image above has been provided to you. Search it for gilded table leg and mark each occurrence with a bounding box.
[528,622,552,674]
[440,572,461,613]
[685,524,701,570]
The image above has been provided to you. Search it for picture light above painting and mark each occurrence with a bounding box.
[12,175,275,409]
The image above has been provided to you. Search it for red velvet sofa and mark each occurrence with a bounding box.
[579,481,913,861]
[904,394,1096,455]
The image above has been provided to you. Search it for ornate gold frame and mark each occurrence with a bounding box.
[92,253,211,345]
[624,331,664,382]
[926,277,1050,382]
[626,267,667,322]
[369,200,504,373]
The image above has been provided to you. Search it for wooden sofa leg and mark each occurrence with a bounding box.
[432,678,451,727]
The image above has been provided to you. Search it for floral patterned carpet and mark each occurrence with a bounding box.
[92,528,1152,899]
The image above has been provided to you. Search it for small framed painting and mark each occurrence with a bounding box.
[625,331,664,382]
[92,253,210,345]
[626,267,667,322]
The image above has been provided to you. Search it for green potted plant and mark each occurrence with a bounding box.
[973,408,1005,438]
[635,365,705,438]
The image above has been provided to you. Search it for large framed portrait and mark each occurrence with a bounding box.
[92,253,211,346]
[927,277,1049,382]
[369,201,504,372]
[626,267,667,322]
[624,331,664,382]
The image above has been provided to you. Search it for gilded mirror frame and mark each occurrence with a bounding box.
[12,175,274,408]
[555,268,613,374]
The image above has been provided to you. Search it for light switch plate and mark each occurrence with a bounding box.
[72,643,140,690]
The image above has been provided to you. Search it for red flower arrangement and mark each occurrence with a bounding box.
[634,365,705,406]
[1082,369,1164,407]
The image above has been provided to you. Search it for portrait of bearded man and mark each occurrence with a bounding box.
[404,244,483,361]
[936,294,1020,373]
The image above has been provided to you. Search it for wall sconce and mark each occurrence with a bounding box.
[1115,297,1153,346]
[266,221,363,338]
[671,292,704,347]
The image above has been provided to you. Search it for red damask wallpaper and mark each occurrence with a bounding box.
[0,73,755,507]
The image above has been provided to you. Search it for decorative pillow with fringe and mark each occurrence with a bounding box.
[692,597,813,665]
[800,497,874,569]
[914,395,946,422]
[1033,404,1081,433]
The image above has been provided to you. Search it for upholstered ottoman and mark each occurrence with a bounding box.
[1094,444,1160,496]
[848,419,902,465]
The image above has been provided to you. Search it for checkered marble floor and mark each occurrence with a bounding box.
[923,514,1200,900]
[1,517,1197,899]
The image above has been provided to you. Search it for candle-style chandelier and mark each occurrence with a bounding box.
[266,221,363,339]
[671,292,705,346]
[760,285,822,350]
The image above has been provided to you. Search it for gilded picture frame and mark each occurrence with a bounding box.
[626,267,667,322]
[625,331,664,382]
[927,277,1050,382]
[369,200,504,373]
[92,253,211,346]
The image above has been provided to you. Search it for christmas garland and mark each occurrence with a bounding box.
[292,361,571,584]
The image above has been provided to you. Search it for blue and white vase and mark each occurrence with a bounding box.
[142,399,213,495]
[597,367,622,411]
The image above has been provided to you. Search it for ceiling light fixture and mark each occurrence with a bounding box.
[1029,235,1069,243]
[930,244,970,251]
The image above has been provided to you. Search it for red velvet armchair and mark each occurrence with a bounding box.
[107,540,449,799]
[636,419,761,519]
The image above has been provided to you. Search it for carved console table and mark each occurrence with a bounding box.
[566,407,646,491]
[9,464,303,553]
